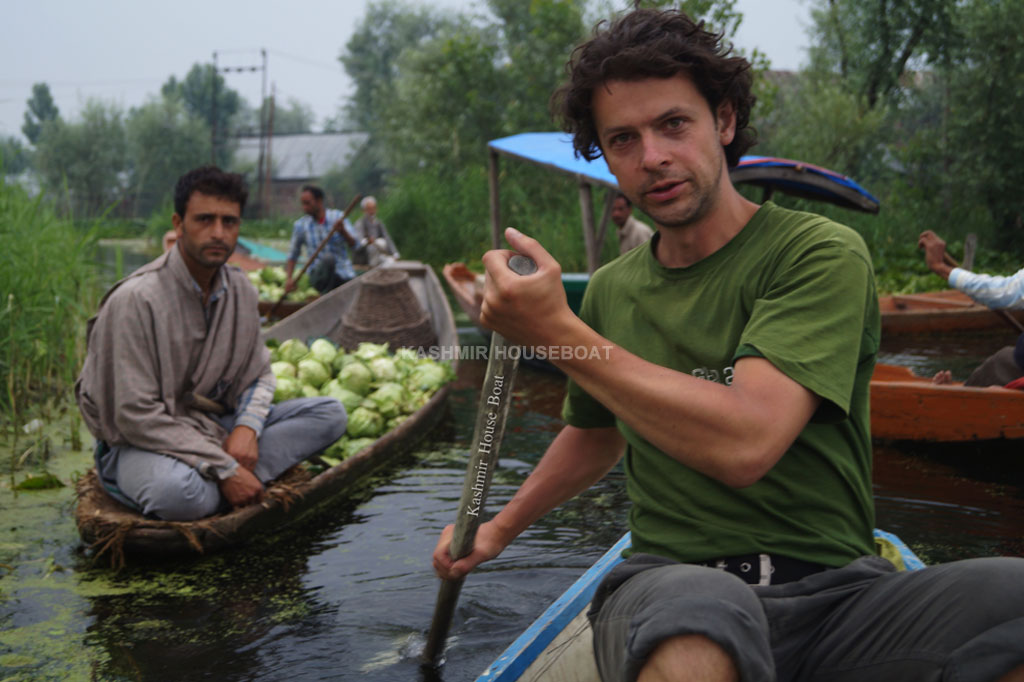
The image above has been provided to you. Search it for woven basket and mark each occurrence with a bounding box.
[336,268,438,351]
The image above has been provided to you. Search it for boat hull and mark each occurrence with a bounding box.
[880,290,1024,335]
[870,363,1024,442]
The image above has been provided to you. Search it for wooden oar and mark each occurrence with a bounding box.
[942,252,1024,333]
[421,254,538,668]
[265,193,362,320]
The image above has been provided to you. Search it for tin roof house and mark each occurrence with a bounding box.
[234,131,367,215]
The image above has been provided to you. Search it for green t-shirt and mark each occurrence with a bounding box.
[562,202,879,567]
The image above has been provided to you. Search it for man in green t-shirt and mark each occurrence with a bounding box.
[432,8,1024,682]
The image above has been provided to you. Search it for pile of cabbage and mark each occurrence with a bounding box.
[247,266,319,303]
[267,338,455,467]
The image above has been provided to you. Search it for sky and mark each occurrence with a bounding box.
[1,0,813,142]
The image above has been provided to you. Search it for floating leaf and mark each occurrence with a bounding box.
[14,473,65,490]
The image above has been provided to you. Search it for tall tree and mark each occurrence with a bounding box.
[126,97,212,216]
[944,0,1024,252]
[22,82,60,145]
[487,0,587,132]
[807,0,957,108]
[339,0,457,133]
[1,136,31,174]
[161,63,241,166]
[34,99,127,216]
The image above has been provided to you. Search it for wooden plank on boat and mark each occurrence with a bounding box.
[75,261,458,561]
[880,290,1024,335]
[870,363,1024,442]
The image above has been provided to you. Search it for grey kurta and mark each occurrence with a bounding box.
[75,245,272,480]
[617,214,655,255]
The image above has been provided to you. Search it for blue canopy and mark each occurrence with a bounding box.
[487,132,880,214]
[488,132,619,190]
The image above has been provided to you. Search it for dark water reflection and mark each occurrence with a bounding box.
[74,332,1023,682]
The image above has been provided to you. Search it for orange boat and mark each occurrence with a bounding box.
[870,363,1024,442]
[879,290,1024,335]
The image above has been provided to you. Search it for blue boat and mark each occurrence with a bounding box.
[476,529,923,682]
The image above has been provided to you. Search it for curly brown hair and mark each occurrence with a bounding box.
[552,8,756,167]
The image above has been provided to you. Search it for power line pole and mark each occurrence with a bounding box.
[213,48,267,212]
[211,51,218,164]
[264,83,276,214]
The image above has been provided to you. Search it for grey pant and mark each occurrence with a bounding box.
[965,345,1023,387]
[590,553,1024,682]
[98,397,346,521]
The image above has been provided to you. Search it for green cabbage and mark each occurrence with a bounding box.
[321,379,363,413]
[332,351,352,374]
[344,437,376,458]
[340,361,373,395]
[347,406,384,438]
[260,265,287,285]
[309,338,338,366]
[273,376,302,403]
[368,356,398,382]
[406,362,450,392]
[271,361,297,379]
[301,383,321,398]
[278,339,309,365]
[386,416,408,431]
[368,382,406,418]
[297,358,330,389]
[354,341,389,362]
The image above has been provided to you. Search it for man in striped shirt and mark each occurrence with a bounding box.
[286,185,358,294]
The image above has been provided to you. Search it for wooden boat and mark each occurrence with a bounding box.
[870,363,1024,442]
[75,261,458,564]
[880,289,1024,335]
[476,529,923,682]
[257,296,319,320]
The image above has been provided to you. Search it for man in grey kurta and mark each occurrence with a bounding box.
[76,166,346,521]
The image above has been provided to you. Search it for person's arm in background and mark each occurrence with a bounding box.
[920,230,1024,309]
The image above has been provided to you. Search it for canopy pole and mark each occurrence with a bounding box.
[595,190,615,258]
[578,181,599,274]
[489,149,502,250]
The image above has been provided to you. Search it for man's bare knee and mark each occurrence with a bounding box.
[637,634,738,682]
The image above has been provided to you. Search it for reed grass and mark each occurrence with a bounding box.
[1,180,100,474]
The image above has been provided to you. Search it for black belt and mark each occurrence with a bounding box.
[693,553,829,586]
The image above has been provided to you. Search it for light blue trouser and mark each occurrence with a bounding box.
[97,397,346,521]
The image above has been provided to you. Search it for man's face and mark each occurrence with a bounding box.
[364,199,377,217]
[593,74,735,231]
[610,197,631,227]
[172,192,240,271]
[300,190,322,217]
